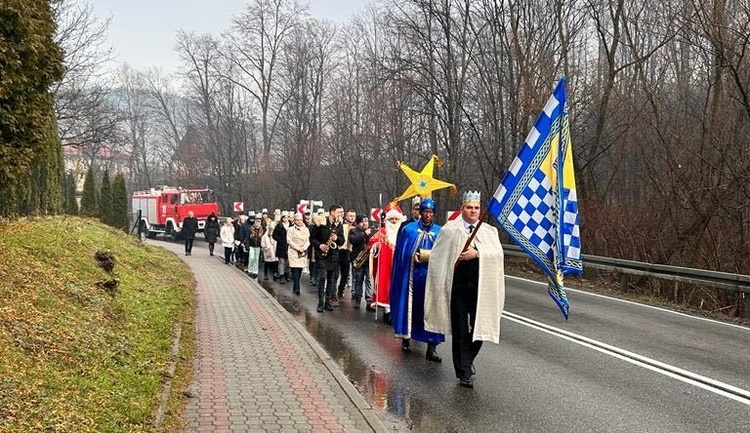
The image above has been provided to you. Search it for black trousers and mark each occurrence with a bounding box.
[224,247,232,264]
[451,259,482,380]
[184,238,194,253]
[338,250,351,296]
[317,268,339,306]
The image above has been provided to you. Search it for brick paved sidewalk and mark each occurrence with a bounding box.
[155,240,387,432]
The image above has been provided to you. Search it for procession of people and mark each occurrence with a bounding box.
[185,188,505,389]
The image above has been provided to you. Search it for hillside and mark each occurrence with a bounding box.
[0,216,195,432]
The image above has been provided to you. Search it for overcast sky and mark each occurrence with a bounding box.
[83,0,370,74]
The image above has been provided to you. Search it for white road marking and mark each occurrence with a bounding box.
[504,311,750,406]
[506,275,750,331]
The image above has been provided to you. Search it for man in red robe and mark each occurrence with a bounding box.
[368,204,404,323]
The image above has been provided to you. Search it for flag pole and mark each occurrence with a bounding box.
[374,192,383,320]
[453,208,489,269]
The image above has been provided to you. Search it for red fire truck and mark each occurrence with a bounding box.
[132,186,220,239]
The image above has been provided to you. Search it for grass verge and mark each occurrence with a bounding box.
[0,216,195,432]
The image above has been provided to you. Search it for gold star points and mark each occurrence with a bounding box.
[392,155,456,203]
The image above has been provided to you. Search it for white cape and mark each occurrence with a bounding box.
[424,216,505,343]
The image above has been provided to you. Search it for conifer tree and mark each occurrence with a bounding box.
[64,172,79,215]
[112,172,129,231]
[0,0,64,216]
[99,169,112,225]
[44,120,64,215]
[79,166,98,217]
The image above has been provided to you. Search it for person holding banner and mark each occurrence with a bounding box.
[424,191,505,388]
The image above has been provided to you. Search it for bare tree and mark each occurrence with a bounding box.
[116,65,155,189]
[223,0,307,169]
[52,0,119,147]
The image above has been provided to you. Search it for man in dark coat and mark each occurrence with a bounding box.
[310,205,345,312]
[204,212,220,256]
[234,214,249,268]
[182,211,199,256]
[348,214,374,310]
[273,212,290,282]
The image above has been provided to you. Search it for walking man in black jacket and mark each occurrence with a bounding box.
[182,211,199,256]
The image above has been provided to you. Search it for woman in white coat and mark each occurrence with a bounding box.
[220,218,235,265]
[261,223,279,281]
[286,213,310,295]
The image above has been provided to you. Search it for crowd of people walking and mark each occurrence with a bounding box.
[185,191,505,389]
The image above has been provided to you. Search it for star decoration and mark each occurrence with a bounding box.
[392,154,456,203]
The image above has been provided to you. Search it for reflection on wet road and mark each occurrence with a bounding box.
[263,281,426,431]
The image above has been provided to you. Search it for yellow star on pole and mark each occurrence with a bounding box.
[392,154,456,203]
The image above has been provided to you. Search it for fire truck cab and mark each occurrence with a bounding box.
[132,186,220,240]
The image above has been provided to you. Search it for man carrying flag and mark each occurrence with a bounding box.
[487,76,582,319]
[424,77,582,389]
[424,191,505,388]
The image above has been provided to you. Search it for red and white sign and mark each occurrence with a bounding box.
[371,208,382,222]
[233,201,244,212]
[297,203,309,214]
[447,210,461,221]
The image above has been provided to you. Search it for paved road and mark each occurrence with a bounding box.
[261,263,750,432]
[153,237,750,432]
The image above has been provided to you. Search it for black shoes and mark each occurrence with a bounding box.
[459,377,474,388]
[365,305,376,312]
[324,303,334,311]
[425,344,442,362]
[317,305,324,313]
[401,339,411,353]
[383,312,391,324]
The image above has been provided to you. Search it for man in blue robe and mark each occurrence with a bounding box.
[390,198,445,362]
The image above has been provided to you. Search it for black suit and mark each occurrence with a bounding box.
[309,220,345,308]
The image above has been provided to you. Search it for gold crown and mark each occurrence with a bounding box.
[462,190,481,203]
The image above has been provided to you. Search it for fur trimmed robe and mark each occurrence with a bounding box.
[424,216,505,343]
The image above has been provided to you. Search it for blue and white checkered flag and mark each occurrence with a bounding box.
[487,77,582,319]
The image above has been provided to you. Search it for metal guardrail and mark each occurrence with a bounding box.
[502,244,750,295]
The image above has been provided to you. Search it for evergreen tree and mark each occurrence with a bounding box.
[44,119,64,215]
[0,0,64,216]
[99,169,112,225]
[64,172,79,215]
[111,173,129,232]
[79,166,98,217]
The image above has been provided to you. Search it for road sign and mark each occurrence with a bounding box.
[447,210,461,221]
[233,202,244,212]
[371,208,382,222]
[298,200,322,215]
